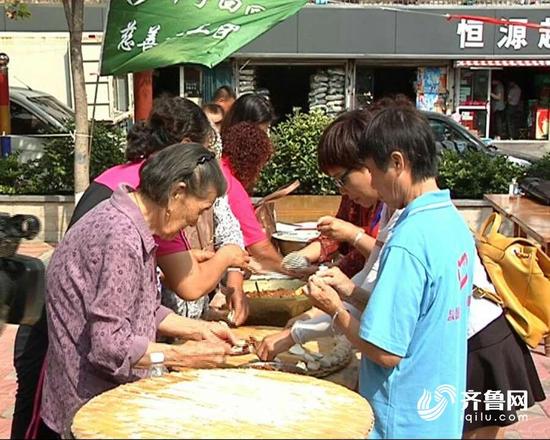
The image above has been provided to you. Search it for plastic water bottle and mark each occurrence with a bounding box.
[508,178,518,198]
[148,352,168,378]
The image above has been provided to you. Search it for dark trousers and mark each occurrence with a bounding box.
[10,309,54,440]
[506,105,521,139]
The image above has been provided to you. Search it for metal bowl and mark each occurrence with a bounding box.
[272,231,316,256]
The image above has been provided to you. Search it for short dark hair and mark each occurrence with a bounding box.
[213,85,236,102]
[222,93,274,133]
[202,102,225,117]
[360,106,438,182]
[125,96,213,162]
[139,143,226,206]
[317,110,373,174]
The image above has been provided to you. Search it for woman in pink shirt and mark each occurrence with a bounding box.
[221,121,284,273]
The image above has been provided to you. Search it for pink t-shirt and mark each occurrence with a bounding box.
[94,161,190,256]
[221,158,266,247]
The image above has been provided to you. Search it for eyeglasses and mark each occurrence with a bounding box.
[333,169,352,188]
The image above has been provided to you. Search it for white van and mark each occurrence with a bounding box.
[8,86,74,162]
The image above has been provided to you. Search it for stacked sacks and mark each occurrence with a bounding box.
[308,68,346,117]
[238,68,257,94]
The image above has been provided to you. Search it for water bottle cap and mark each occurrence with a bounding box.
[150,352,165,363]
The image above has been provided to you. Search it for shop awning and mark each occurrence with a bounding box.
[455,60,550,67]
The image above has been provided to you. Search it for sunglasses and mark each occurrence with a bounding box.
[333,169,352,188]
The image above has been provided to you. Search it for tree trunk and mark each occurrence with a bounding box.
[62,0,89,203]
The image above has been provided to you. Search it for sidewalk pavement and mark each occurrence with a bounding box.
[0,241,549,438]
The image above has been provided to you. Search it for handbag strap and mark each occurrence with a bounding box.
[254,180,300,207]
[478,212,503,240]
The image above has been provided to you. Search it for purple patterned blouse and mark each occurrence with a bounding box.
[41,185,171,434]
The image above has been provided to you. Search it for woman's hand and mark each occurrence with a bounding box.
[227,288,249,327]
[168,340,230,369]
[190,249,215,263]
[205,321,239,346]
[256,328,295,361]
[317,216,363,244]
[315,267,355,298]
[217,244,250,270]
[304,275,345,317]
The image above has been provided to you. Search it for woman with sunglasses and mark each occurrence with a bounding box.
[283,110,384,280]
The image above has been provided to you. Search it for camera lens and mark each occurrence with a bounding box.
[12,215,40,240]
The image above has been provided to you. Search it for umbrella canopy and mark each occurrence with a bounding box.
[101,0,307,76]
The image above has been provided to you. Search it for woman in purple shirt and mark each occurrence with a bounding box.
[41,143,237,438]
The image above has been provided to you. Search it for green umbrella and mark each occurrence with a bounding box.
[101,0,307,76]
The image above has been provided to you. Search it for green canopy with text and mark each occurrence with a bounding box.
[101,0,307,76]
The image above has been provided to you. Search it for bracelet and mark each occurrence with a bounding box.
[227,267,244,274]
[331,306,347,334]
[353,230,366,247]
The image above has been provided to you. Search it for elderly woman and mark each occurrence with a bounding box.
[11,97,250,439]
[40,144,238,438]
[221,121,284,273]
[305,106,475,439]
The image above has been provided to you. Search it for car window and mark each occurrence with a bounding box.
[429,119,466,144]
[430,119,479,153]
[9,101,50,135]
[29,96,73,124]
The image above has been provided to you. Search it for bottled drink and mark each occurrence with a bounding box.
[148,352,168,378]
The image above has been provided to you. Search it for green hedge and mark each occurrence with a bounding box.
[437,149,525,199]
[0,122,125,195]
[255,109,337,196]
[0,112,544,200]
[526,152,550,180]
[254,110,532,199]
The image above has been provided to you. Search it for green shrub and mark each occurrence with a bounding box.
[526,153,550,180]
[438,150,525,199]
[0,122,126,195]
[254,109,336,196]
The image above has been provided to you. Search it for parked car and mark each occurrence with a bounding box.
[423,111,530,166]
[8,87,74,162]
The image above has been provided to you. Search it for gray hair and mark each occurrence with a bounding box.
[139,143,226,206]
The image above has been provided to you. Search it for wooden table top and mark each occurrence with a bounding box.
[484,194,550,245]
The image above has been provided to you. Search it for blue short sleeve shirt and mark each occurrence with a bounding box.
[359,190,475,439]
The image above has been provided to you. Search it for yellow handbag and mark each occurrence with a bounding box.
[475,213,550,348]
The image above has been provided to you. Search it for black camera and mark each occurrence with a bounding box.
[0,213,44,330]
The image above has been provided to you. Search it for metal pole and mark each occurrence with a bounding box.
[0,53,12,157]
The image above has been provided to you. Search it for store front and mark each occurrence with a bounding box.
[233,59,351,122]
[355,63,451,113]
[455,60,550,141]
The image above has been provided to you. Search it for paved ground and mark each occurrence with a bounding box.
[493,140,550,162]
[0,241,549,438]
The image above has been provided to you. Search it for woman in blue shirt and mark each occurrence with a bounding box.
[306,106,475,439]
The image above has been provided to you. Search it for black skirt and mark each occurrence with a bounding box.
[464,314,546,431]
